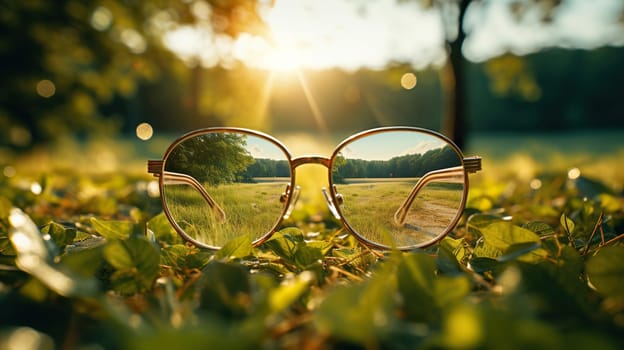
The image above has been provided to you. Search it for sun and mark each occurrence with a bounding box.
[257,46,302,73]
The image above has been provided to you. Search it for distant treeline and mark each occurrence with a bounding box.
[242,158,290,179]
[241,145,460,181]
[332,145,460,181]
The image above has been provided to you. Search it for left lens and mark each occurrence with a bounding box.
[330,129,466,249]
[161,130,292,248]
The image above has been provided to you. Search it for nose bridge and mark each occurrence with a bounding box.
[291,155,331,169]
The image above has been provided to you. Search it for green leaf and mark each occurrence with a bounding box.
[397,253,437,321]
[469,257,500,273]
[437,239,463,275]
[560,214,575,235]
[434,275,471,307]
[90,217,134,240]
[467,214,500,236]
[586,245,624,298]
[9,208,98,297]
[315,261,397,345]
[268,271,315,314]
[61,245,104,277]
[214,235,253,261]
[498,242,542,262]
[481,222,547,262]
[522,222,555,237]
[160,244,195,268]
[41,222,76,251]
[197,261,252,319]
[103,238,159,294]
[147,213,182,244]
[264,228,323,271]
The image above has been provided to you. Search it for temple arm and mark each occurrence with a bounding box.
[393,166,465,226]
[148,160,226,222]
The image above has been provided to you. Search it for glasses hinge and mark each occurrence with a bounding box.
[147,160,163,177]
[463,156,482,173]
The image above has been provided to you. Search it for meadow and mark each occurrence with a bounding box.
[163,180,291,247]
[0,131,623,349]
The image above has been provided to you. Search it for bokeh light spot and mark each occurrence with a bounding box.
[36,80,56,98]
[147,180,160,197]
[136,122,154,141]
[30,182,42,195]
[400,72,417,90]
[9,126,32,147]
[90,6,113,31]
[529,178,542,190]
[121,29,147,54]
[3,166,16,178]
[568,167,581,180]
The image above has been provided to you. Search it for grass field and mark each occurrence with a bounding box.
[162,176,464,248]
[335,179,464,247]
[163,180,290,247]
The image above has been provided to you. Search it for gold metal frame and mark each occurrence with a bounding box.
[148,126,482,251]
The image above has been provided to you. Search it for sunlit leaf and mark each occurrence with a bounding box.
[90,217,134,240]
[8,208,98,297]
[268,271,314,314]
[498,242,542,262]
[522,222,555,237]
[560,214,575,235]
[481,222,547,262]
[598,193,622,213]
[466,214,500,237]
[264,228,323,271]
[147,213,182,245]
[214,235,253,261]
[586,245,624,298]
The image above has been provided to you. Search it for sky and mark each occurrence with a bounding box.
[338,131,447,161]
[164,0,624,71]
[244,130,448,161]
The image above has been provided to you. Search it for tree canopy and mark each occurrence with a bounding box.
[165,133,254,185]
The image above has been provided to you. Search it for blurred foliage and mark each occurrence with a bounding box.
[3,0,624,151]
[0,0,266,147]
[0,142,623,349]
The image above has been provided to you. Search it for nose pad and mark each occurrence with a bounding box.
[281,184,301,219]
[321,187,342,220]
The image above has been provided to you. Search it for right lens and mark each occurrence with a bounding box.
[330,129,466,249]
[161,130,292,248]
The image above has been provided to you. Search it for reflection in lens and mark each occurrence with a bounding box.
[331,130,465,248]
[162,131,291,248]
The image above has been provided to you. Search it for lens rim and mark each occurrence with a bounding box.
[327,126,469,250]
[159,127,295,249]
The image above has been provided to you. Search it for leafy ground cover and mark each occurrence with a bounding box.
[0,136,623,349]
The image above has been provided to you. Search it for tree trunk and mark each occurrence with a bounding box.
[441,0,470,149]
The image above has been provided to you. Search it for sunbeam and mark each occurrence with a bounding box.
[295,70,327,132]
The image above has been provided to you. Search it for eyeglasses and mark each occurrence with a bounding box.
[148,127,481,251]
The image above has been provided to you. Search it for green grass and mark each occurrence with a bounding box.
[335,180,464,247]
[164,181,290,246]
